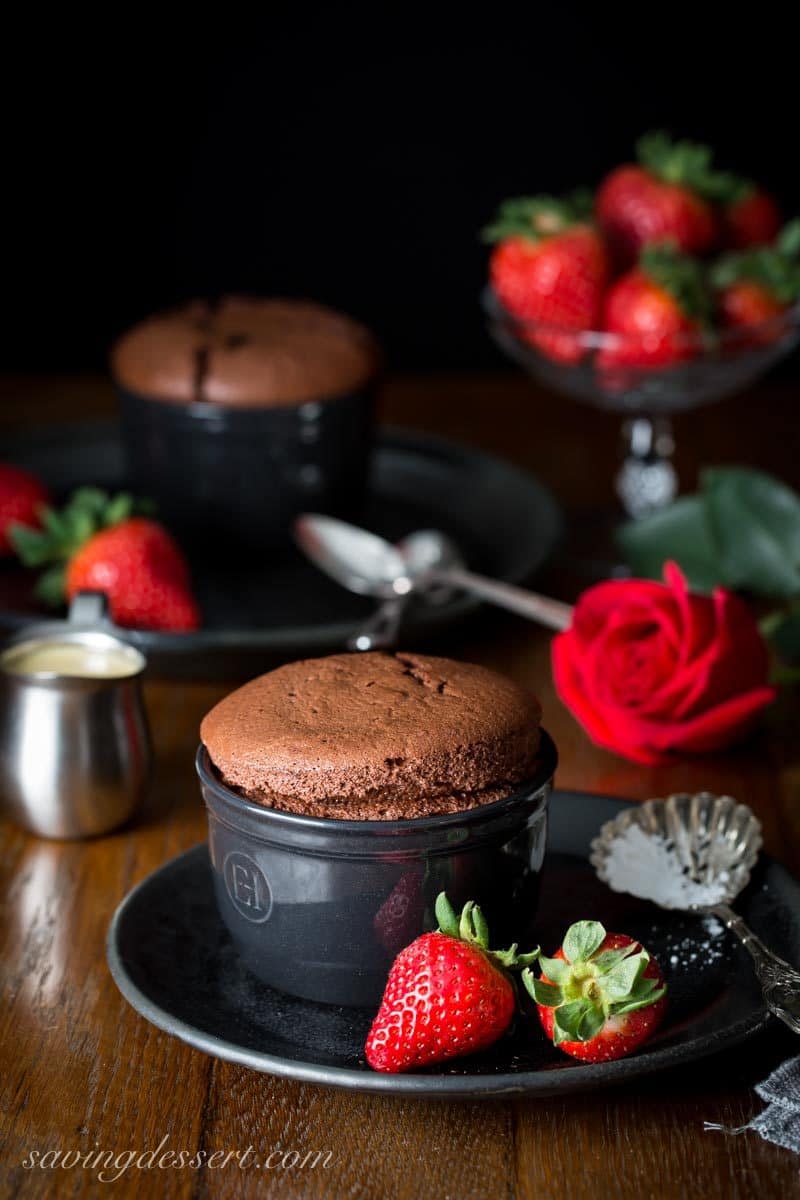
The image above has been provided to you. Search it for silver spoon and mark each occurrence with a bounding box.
[590,792,800,1035]
[294,515,573,632]
[347,530,463,651]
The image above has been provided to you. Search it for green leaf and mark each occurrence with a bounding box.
[104,492,134,527]
[766,607,800,664]
[34,564,67,608]
[702,467,800,598]
[69,486,110,514]
[434,892,459,938]
[482,192,591,244]
[610,984,667,1016]
[639,243,714,326]
[528,978,563,1007]
[615,496,723,592]
[554,1000,605,1044]
[472,904,490,949]
[562,921,606,964]
[40,507,69,541]
[537,955,571,985]
[778,218,800,259]
[602,950,650,1000]
[493,943,540,970]
[591,948,635,973]
[8,523,55,567]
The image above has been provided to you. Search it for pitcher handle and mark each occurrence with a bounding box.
[68,591,111,627]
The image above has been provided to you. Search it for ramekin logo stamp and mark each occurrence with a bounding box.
[223,852,272,922]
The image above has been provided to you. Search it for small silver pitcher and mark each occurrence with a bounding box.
[0,592,152,839]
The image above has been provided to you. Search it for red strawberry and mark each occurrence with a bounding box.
[721,184,781,250]
[365,893,539,1073]
[712,219,800,345]
[0,464,50,555]
[66,519,199,631]
[373,871,426,958]
[10,488,200,632]
[485,193,609,364]
[718,281,785,340]
[596,132,718,268]
[597,243,712,372]
[522,920,667,1063]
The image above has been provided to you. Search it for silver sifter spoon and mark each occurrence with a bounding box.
[294,514,573,633]
[590,792,800,1034]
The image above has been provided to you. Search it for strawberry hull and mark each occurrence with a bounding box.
[197,731,557,1008]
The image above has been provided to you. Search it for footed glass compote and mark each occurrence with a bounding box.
[484,288,800,518]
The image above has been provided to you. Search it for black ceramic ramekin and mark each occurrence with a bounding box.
[118,385,374,553]
[198,730,557,1008]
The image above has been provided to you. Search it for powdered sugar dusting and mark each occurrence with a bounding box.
[600,822,729,909]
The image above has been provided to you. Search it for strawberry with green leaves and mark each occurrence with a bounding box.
[597,242,712,372]
[712,219,800,343]
[485,192,609,364]
[522,920,667,1062]
[11,488,200,632]
[596,132,719,268]
[365,892,539,1073]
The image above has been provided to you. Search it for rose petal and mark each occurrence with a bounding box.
[608,685,777,759]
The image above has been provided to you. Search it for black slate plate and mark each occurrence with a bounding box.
[0,422,562,676]
[106,792,800,1097]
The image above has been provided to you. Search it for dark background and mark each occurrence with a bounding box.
[6,15,799,374]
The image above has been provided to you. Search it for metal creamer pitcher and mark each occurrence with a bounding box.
[0,592,151,839]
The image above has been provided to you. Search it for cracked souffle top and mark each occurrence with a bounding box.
[111,296,380,407]
[200,651,543,820]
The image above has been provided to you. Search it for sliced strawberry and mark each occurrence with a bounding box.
[365,892,539,1073]
[522,921,667,1063]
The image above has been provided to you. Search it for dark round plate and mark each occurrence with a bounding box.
[0,422,562,676]
[106,791,800,1097]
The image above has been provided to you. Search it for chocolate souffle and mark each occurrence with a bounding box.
[113,297,379,550]
[200,651,542,821]
[111,295,380,406]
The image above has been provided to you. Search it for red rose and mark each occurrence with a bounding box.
[552,562,776,766]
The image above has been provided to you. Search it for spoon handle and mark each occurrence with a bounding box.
[428,567,573,632]
[711,902,800,1034]
[347,598,407,652]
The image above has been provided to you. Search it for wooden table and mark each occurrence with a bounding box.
[1,373,799,1199]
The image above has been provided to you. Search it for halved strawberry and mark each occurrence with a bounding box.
[522,920,667,1063]
[365,892,539,1073]
[485,192,609,364]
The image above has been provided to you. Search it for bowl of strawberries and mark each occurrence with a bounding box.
[484,133,800,517]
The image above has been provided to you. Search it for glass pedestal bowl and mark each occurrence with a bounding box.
[484,288,800,518]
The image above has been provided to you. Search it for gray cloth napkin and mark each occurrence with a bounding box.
[705,1056,800,1153]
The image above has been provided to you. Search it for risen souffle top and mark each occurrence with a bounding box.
[200,651,543,821]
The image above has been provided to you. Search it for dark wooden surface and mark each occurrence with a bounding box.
[1,373,799,1199]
